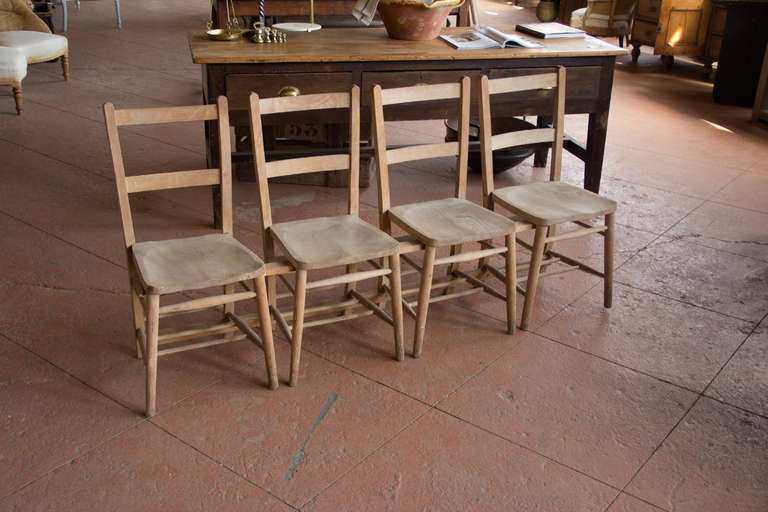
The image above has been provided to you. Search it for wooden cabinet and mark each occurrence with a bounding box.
[630,0,714,66]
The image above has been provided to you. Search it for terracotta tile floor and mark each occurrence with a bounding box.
[1,0,767,510]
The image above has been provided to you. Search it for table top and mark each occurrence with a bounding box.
[188,26,627,64]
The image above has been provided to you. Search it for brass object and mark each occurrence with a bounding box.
[206,0,241,39]
[206,28,243,41]
[251,22,287,43]
[278,86,300,96]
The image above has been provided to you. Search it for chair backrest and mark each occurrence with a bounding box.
[584,0,636,35]
[0,0,51,32]
[103,96,233,249]
[478,67,566,204]
[371,77,471,225]
[248,87,361,234]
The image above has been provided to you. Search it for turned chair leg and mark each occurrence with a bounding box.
[413,245,436,358]
[520,225,547,331]
[505,233,517,335]
[145,294,160,417]
[604,212,615,308]
[289,269,308,387]
[254,275,279,389]
[388,253,405,361]
[12,83,22,115]
[61,54,69,80]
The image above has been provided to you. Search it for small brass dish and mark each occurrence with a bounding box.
[206,29,243,41]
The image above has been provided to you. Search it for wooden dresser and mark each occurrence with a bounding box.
[629,0,726,69]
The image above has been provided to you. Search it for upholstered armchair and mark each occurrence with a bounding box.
[571,0,636,47]
[0,0,68,113]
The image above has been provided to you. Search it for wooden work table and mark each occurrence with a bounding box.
[189,27,625,212]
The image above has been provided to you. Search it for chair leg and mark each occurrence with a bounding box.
[115,0,122,28]
[130,283,145,359]
[618,34,625,48]
[254,276,279,389]
[388,253,405,361]
[145,294,160,417]
[289,269,308,387]
[223,283,235,317]
[60,54,69,80]
[12,83,22,115]
[604,212,615,308]
[443,244,462,295]
[343,263,358,315]
[505,233,516,335]
[413,245,436,358]
[520,226,547,331]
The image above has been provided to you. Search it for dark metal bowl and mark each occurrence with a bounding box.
[445,117,538,174]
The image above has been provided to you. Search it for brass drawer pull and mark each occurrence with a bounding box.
[279,86,300,97]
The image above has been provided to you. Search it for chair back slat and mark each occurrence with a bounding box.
[479,68,566,203]
[248,87,361,237]
[267,154,351,178]
[114,104,219,126]
[372,77,472,224]
[258,92,351,115]
[103,96,232,250]
[380,82,462,105]
[491,128,555,151]
[487,73,557,95]
[386,142,459,165]
[124,169,221,193]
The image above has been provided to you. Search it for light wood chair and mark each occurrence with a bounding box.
[478,68,617,330]
[103,96,278,417]
[248,86,404,387]
[371,77,519,357]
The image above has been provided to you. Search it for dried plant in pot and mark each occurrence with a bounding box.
[377,0,464,40]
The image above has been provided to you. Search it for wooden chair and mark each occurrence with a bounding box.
[103,96,278,417]
[248,86,404,387]
[478,68,617,330]
[371,77,518,357]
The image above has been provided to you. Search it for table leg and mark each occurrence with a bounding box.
[533,115,551,168]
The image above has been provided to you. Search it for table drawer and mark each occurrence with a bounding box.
[632,19,658,44]
[636,0,661,19]
[488,66,601,115]
[226,72,353,110]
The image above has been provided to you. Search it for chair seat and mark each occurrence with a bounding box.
[493,181,617,226]
[389,197,517,246]
[0,31,67,62]
[131,234,265,294]
[270,214,399,270]
[0,46,27,81]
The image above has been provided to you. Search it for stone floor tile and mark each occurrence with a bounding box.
[626,398,768,512]
[0,422,292,511]
[0,338,138,498]
[438,335,697,488]
[666,201,768,262]
[707,321,768,417]
[151,347,428,507]
[300,302,523,405]
[537,284,752,391]
[606,493,668,511]
[303,410,617,512]
[711,172,768,214]
[616,237,768,322]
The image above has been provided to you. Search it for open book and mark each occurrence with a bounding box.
[440,26,543,50]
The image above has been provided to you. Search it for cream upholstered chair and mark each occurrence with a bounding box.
[0,45,25,113]
[104,96,278,417]
[571,0,636,47]
[0,0,68,80]
[249,87,405,387]
[372,77,519,356]
[478,68,617,330]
